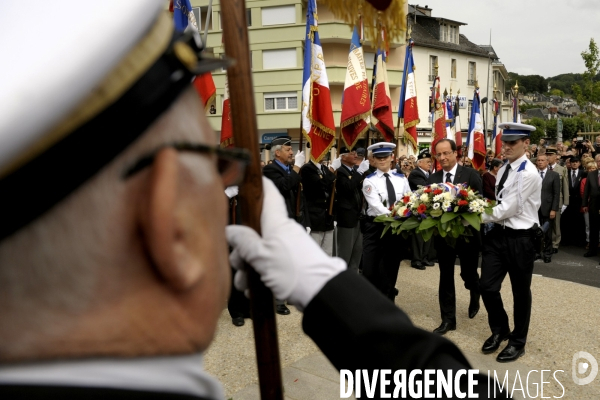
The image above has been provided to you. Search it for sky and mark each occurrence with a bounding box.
[417,0,600,78]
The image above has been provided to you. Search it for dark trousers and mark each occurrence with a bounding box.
[434,236,480,324]
[362,219,407,300]
[480,226,535,347]
[411,232,432,263]
[538,214,554,258]
[227,267,250,319]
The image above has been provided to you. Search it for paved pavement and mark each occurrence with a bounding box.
[205,253,600,399]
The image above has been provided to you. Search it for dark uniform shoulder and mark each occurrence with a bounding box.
[366,172,377,178]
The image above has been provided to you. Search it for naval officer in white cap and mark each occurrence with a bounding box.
[0,1,507,397]
[361,142,411,301]
[479,122,542,363]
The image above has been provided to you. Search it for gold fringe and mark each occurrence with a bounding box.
[404,119,419,129]
[342,124,369,149]
[403,131,418,152]
[203,92,216,113]
[220,137,234,148]
[340,111,370,128]
[321,0,406,43]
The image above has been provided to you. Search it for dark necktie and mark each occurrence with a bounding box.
[384,173,396,205]
[549,165,553,171]
[540,171,544,179]
[445,172,452,183]
[497,165,511,204]
[572,171,576,187]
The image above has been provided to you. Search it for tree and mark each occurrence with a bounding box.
[550,89,565,97]
[546,118,557,138]
[528,117,546,144]
[572,38,600,132]
[562,117,581,141]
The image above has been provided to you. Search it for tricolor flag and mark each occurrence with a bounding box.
[430,77,446,168]
[172,0,216,113]
[372,48,394,142]
[492,99,502,157]
[453,96,463,156]
[302,0,336,163]
[445,96,454,142]
[398,39,419,153]
[220,76,233,148]
[340,27,371,149]
[466,90,486,170]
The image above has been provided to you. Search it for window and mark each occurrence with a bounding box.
[429,55,438,81]
[451,59,456,79]
[262,5,295,26]
[468,62,476,85]
[264,92,298,111]
[263,48,296,69]
[192,7,212,32]
[218,9,251,29]
[440,24,447,42]
[448,25,457,44]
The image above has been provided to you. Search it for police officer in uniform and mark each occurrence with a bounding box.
[480,122,542,363]
[361,142,411,300]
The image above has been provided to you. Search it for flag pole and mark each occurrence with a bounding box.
[220,1,284,399]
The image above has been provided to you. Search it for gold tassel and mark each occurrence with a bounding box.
[321,0,406,43]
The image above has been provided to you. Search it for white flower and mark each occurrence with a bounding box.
[432,203,440,210]
[433,194,444,202]
[420,193,430,203]
[442,201,452,210]
[396,206,407,216]
[443,192,453,201]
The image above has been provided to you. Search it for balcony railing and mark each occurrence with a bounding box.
[428,74,436,81]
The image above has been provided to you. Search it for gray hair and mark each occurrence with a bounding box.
[271,144,283,159]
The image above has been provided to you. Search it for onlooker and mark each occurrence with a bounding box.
[582,154,600,258]
[482,159,503,200]
[581,161,597,249]
[562,156,586,246]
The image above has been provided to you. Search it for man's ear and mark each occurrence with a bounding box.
[138,148,204,291]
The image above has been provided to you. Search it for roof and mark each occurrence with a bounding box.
[408,19,489,58]
[523,108,547,119]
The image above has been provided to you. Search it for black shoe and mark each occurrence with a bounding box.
[544,257,551,263]
[232,317,245,326]
[422,259,435,267]
[552,248,558,254]
[482,332,510,354]
[433,322,456,335]
[468,292,480,319]
[411,261,426,270]
[583,251,597,257]
[496,344,525,363]
[535,253,542,260]
[275,304,291,315]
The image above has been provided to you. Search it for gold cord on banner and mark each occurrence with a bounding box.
[321,0,406,43]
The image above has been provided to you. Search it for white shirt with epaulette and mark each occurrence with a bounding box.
[482,154,541,230]
[362,169,411,217]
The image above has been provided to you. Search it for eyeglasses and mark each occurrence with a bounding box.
[122,142,251,187]
[435,151,455,159]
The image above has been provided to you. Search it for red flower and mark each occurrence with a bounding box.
[403,195,411,203]
[417,204,427,214]
[433,189,443,195]
[424,187,432,193]
[458,200,468,206]
[403,209,410,216]
[460,190,468,197]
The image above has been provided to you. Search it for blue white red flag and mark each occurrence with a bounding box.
[466,90,486,170]
[445,96,454,141]
[492,99,502,157]
[372,48,394,142]
[398,39,419,152]
[302,0,335,163]
[340,27,370,149]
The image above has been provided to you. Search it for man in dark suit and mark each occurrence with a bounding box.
[332,147,370,272]
[408,152,434,270]
[536,154,560,263]
[562,156,586,246]
[582,154,600,258]
[428,139,483,335]
[300,155,336,256]
[263,136,308,314]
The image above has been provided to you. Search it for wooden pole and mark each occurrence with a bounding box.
[220,1,284,399]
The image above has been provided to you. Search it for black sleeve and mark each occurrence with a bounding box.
[470,169,483,195]
[263,165,300,195]
[583,175,591,207]
[408,171,428,190]
[302,271,510,398]
[551,174,560,211]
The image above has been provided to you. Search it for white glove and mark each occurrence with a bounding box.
[306,226,311,234]
[294,150,306,168]
[357,158,370,174]
[224,185,239,199]
[226,178,346,310]
[561,204,567,214]
[331,157,342,170]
